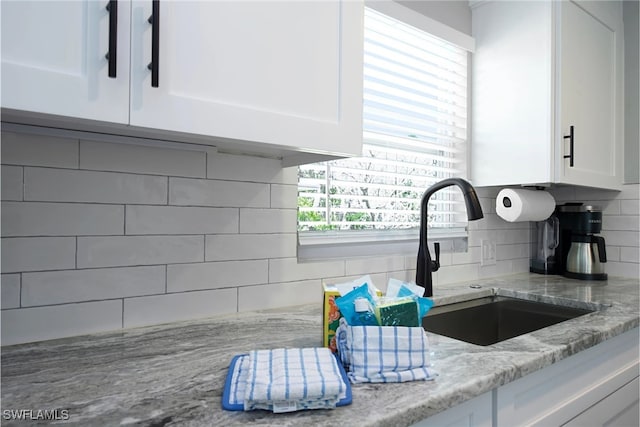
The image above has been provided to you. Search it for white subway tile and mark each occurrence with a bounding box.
[80,141,206,177]
[24,167,167,204]
[479,197,496,214]
[468,230,498,248]
[511,258,530,273]
[606,262,640,279]
[1,166,22,200]
[238,279,322,312]
[496,228,530,245]
[434,252,452,267]
[497,243,529,261]
[240,208,297,234]
[167,260,268,292]
[606,246,621,262]
[1,274,21,309]
[621,199,640,215]
[617,184,640,199]
[22,266,165,307]
[1,300,122,345]
[404,255,418,271]
[1,132,79,168]
[620,247,640,263]
[123,288,237,328]
[77,235,204,268]
[269,258,344,283]
[169,177,269,207]
[451,246,481,265]
[2,237,76,273]
[435,263,479,285]
[205,233,296,261]
[602,200,621,215]
[468,220,480,231]
[602,216,640,231]
[345,256,405,276]
[600,230,640,247]
[271,184,298,209]
[2,202,124,237]
[478,259,528,279]
[126,205,238,235]
[207,153,296,184]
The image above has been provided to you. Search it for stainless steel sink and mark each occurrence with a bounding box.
[422,296,595,346]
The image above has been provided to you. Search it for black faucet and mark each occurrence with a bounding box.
[417,178,484,297]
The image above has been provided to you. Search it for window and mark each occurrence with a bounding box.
[298,4,474,257]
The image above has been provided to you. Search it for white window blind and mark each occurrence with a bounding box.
[298,7,469,237]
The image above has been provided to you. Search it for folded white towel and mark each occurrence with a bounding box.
[243,347,347,412]
[337,318,437,383]
[227,354,250,408]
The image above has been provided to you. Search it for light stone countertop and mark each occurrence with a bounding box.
[1,273,638,426]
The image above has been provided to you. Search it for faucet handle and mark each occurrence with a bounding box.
[432,242,440,272]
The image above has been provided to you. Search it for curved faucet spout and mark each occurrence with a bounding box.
[417,178,484,297]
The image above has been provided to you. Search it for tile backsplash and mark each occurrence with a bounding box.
[1,130,638,345]
[547,185,640,278]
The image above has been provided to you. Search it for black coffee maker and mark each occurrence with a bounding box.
[555,203,607,280]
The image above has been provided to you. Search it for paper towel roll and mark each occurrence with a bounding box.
[496,189,555,222]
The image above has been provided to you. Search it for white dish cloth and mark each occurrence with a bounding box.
[243,347,347,412]
[337,318,438,383]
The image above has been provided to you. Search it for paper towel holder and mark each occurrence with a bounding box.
[496,188,556,223]
[504,186,550,207]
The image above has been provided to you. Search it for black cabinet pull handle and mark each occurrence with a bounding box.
[147,0,160,87]
[563,125,574,167]
[106,0,118,78]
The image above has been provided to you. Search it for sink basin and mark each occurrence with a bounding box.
[422,296,595,346]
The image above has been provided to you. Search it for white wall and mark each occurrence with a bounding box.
[0,130,530,345]
[624,0,639,184]
[2,131,638,345]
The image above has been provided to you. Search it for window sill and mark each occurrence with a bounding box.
[297,229,469,261]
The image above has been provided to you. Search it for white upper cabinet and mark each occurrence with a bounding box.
[1,1,364,164]
[1,0,131,124]
[471,0,623,190]
[129,1,363,159]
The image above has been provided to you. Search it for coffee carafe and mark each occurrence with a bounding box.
[557,204,607,281]
[530,214,560,274]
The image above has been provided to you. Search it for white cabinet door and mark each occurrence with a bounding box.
[496,329,639,427]
[557,0,624,189]
[471,0,623,190]
[129,0,363,158]
[1,0,130,124]
[471,0,554,187]
[410,391,493,427]
[563,377,640,427]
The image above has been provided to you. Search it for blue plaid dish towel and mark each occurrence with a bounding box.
[336,318,438,383]
[242,347,348,412]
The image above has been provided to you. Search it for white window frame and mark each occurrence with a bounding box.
[298,1,475,261]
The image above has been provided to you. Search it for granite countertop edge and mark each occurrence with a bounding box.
[1,273,638,427]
